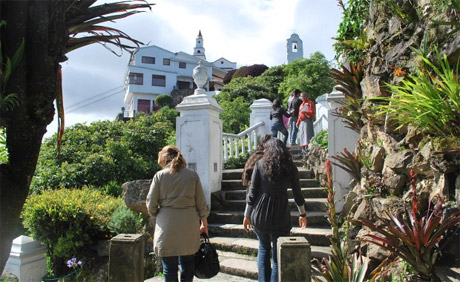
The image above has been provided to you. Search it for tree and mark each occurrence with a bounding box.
[279,52,335,101]
[0,0,152,272]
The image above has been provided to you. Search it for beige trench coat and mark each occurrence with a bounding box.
[146,166,209,257]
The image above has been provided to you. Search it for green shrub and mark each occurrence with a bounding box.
[224,153,250,169]
[32,112,174,193]
[22,188,122,277]
[311,130,328,149]
[155,94,173,107]
[108,205,144,234]
[96,180,122,197]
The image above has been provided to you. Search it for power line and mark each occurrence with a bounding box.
[67,89,125,113]
[65,85,124,111]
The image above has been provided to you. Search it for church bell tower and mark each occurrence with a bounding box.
[194,30,206,60]
[287,33,303,63]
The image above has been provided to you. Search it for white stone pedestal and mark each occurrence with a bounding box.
[250,98,272,137]
[4,235,47,282]
[327,87,359,212]
[176,93,223,208]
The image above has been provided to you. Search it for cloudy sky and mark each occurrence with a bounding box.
[45,0,344,139]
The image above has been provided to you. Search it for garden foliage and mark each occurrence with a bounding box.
[334,0,371,63]
[372,50,460,137]
[32,112,175,194]
[22,188,122,277]
[355,170,460,280]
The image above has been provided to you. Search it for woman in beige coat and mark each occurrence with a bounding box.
[146,145,209,282]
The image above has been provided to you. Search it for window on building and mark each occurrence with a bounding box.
[197,50,201,53]
[129,72,143,85]
[163,58,170,65]
[179,62,186,69]
[221,61,224,64]
[137,99,151,113]
[152,75,166,87]
[142,56,155,64]
[177,81,190,90]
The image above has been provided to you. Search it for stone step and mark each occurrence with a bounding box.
[219,199,328,212]
[224,187,327,201]
[218,251,258,280]
[222,179,320,191]
[208,211,330,226]
[211,237,331,259]
[208,224,332,247]
[222,168,313,181]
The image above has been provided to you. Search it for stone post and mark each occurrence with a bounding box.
[108,234,144,282]
[4,235,47,282]
[176,61,223,208]
[327,86,359,212]
[250,98,272,137]
[277,237,311,282]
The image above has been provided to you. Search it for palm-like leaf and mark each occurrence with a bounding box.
[54,0,153,150]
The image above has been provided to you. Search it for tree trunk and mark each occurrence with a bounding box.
[0,0,68,273]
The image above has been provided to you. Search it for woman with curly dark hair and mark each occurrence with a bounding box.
[243,138,307,282]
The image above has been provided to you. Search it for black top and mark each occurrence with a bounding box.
[287,96,302,118]
[246,161,305,233]
[270,108,290,124]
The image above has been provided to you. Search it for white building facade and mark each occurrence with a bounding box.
[124,31,236,114]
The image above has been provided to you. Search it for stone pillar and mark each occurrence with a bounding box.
[176,62,223,208]
[327,87,359,212]
[277,237,311,282]
[108,234,144,282]
[250,98,272,137]
[4,235,47,282]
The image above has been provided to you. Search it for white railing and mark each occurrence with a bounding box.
[313,114,328,135]
[222,121,265,161]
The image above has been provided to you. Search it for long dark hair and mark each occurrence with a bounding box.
[272,99,281,110]
[260,138,295,182]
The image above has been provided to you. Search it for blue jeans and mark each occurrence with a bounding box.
[255,229,290,282]
[289,117,298,145]
[271,122,288,144]
[162,255,195,282]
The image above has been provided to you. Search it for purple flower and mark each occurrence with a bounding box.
[67,258,82,269]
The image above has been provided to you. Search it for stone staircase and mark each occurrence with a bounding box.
[208,146,332,280]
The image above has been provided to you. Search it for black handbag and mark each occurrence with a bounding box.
[194,233,220,279]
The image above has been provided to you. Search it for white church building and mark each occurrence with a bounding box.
[124,31,236,113]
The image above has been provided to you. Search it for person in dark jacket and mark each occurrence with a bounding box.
[286,89,302,145]
[243,138,307,282]
[242,134,272,187]
[270,99,290,144]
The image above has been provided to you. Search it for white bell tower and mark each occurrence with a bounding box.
[287,33,303,63]
[193,30,206,60]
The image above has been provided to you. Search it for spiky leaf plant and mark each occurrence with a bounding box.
[371,50,460,137]
[330,61,365,133]
[354,170,460,280]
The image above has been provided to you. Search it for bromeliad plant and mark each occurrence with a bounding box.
[312,159,369,282]
[371,49,460,137]
[331,147,362,182]
[354,170,460,280]
[330,61,365,133]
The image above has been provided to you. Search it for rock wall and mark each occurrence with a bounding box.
[305,0,460,267]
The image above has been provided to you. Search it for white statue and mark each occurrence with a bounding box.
[192,61,208,95]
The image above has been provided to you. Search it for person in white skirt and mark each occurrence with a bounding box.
[296,92,315,153]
